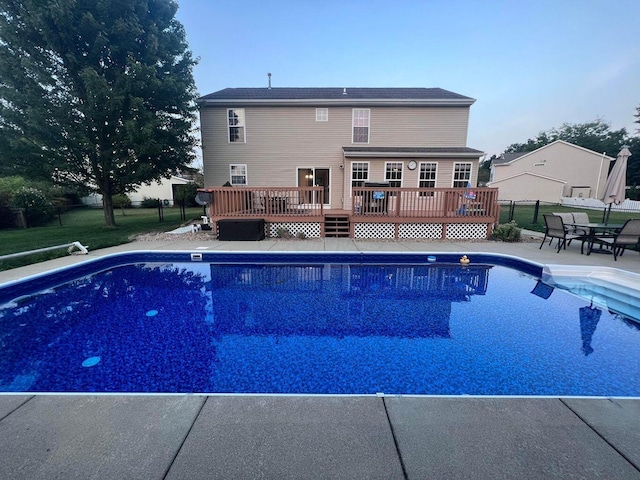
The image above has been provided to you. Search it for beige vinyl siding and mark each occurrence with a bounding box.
[490,141,612,200]
[491,175,565,203]
[343,158,476,210]
[201,104,473,207]
[368,107,469,146]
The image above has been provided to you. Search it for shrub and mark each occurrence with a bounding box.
[10,187,53,226]
[112,194,132,216]
[490,221,522,242]
[141,196,160,208]
[296,231,307,240]
[0,176,29,195]
[0,192,15,229]
[275,227,293,239]
[173,183,199,207]
[112,194,132,209]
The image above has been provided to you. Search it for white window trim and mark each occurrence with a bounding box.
[227,108,246,143]
[385,161,404,187]
[316,108,328,122]
[350,161,370,197]
[418,162,438,188]
[229,164,247,185]
[452,162,472,187]
[352,108,370,144]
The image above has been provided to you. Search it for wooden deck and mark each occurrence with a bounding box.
[201,186,500,239]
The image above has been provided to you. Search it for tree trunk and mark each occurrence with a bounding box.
[102,190,116,227]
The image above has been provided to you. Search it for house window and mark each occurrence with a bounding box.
[316,108,328,122]
[453,162,472,187]
[351,162,369,190]
[352,109,370,143]
[230,164,247,185]
[227,109,245,143]
[385,162,402,195]
[419,162,437,196]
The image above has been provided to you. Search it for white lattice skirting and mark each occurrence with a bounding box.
[355,222,488,239]
[398,223,443,239]
[446,223,488,239]
[354,223,395,239]
[268,222,322,238]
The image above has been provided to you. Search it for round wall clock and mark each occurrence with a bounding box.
[407,161,417,170]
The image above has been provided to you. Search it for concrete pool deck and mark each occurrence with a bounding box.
[1,233,640,479]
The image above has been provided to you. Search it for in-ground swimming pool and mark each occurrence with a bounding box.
[1,251,639,396]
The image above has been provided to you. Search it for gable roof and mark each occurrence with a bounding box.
[493,140,614,167]
[197,87,475,107]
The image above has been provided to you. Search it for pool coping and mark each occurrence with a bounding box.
[2,240,640,478]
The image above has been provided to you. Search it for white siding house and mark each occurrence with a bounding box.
[83,175,193,207]
[488,140,613,203]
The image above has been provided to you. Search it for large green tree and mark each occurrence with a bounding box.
[0,0,198,226]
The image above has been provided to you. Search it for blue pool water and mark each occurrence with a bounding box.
[1,252,639,396]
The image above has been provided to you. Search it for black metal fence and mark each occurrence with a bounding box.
[5,200,207,230]
[499,200,640,227]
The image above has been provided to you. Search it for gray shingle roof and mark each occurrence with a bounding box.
[492,152,527,165]
[343,146,484,157]
[198,87,475,104]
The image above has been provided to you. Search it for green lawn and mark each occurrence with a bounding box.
[499,204,640,232]
[0,206,206,271]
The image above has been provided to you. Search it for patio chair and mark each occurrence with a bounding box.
[571,212,591,236]
[592,219,640,261]
[540,214,584,253]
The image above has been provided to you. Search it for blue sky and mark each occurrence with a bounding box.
[176,0,639,157]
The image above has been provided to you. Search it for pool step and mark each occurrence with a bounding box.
[324,215,350,238]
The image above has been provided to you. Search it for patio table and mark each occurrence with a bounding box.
[568,223,624,255]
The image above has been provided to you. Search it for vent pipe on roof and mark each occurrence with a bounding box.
[343,87,347,95]
[268,73,272,89]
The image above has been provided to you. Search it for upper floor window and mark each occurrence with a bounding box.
[419,162,437,196]
[316,108,328,122]
[227,109,245,143]
[453,162,472,187]
[352,109,370,143]
[351,162,369,190]
[230,164,247,185]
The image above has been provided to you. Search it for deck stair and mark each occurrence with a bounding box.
[324,214,350,238]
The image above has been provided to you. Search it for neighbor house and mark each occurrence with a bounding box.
[197,87,495,239]
[83,175,194,207]
[487,140,613,203]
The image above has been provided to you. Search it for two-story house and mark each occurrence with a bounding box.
[197,87,494,239]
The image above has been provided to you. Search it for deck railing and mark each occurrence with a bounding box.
[351,187,499,220]
[205,186,499,222]
[207,187,325,218]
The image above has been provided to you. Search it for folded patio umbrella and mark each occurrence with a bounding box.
[601,146,631,223]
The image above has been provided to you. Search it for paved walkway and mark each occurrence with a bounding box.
[1,234,640,479]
